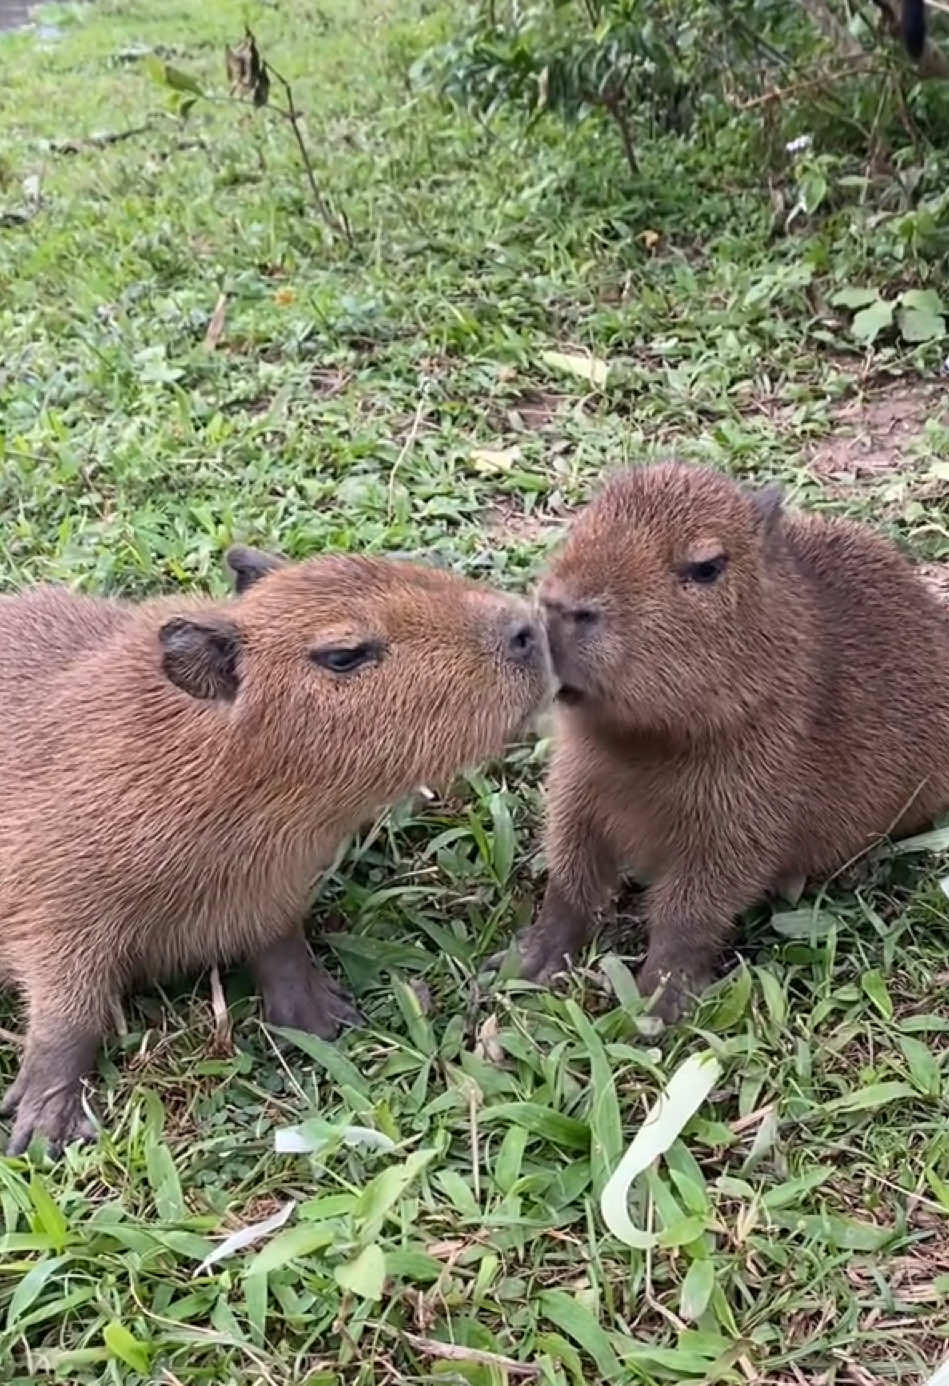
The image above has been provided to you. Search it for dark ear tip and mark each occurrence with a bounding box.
[745,480,784,533]
[225,545,251,571]
[158,616,191,646]
[224,544,285,592]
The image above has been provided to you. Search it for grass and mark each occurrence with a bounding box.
[2,0,949,1381]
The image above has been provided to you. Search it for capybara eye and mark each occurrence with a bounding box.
[683,555,728,585]
[573,608,599,626]
[309,643,378,674]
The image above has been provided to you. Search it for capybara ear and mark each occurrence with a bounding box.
[746,482,784,540]
[225,545,286,594]
[159,616,242,701]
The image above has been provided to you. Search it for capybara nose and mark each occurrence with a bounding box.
[506,618,541,665]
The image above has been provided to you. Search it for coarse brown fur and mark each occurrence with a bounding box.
[511,460,949,1017]
[0,549,550,1153]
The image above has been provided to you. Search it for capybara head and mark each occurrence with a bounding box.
[157,547,552,808]
[539,462,785,732]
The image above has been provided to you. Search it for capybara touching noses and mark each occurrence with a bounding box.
[510,460,949,1019]
[0,546,551,1153]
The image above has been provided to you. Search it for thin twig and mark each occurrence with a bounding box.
[399,1332,541,1377]
[263,60,353,246]
[468,1084,481,1206]
[386,392,428,522]
[732,59,875,108]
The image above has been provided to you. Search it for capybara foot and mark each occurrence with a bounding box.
[251,931,362,1039]
[263,964,362,1038]
[3,1025,100,1156]
[636,957,713,1024]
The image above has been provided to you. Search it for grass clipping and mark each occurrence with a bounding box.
[600,1050,722,1249]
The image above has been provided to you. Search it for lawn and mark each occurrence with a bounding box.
[2,0,949,1382]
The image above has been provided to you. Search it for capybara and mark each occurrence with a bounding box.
[0,546,551,1152]
[509,460,949,1018]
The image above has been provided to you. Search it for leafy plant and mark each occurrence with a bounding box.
[832,284,946,344]
[145,28,351,244]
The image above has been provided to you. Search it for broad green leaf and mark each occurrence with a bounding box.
[334,1242,386,1300]
[599,953,641,1009]
[537,1290,622,1380]
[679,1258,715,1322]
[850,297,894,344]
[28,1177,68,1253]
[656,1215,707,1247]
[244,1273,267,1344]
[897,304,945,342]
[772,1210,893,1251]
[860,969,893,1020]
[493,1123,528,1194]
[830,286,881,309]
[244,1222,335,1277]
[898,1035,942,1095]
[566,1000,623,1194]
[273,1026,370,1097]
[6,1256,67,1328]
[479,1103,590,1151]
[384,1248,444,1283]
[145,1140,185,1221]
[761,1166,833,1209]
[798,170,827,214]
[103,1321,151,1374]
[901,287,945,313]
[770,907,834,939]
[704,962,751,1029]
[755,966,788,1028]
[355,1147,438,1243]
[822,1081,916,1115]
[392,975,436,1055]
[600,1051,721,1250]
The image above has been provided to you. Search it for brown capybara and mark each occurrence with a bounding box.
[508,460,949,1018]
[0,547,551,1153]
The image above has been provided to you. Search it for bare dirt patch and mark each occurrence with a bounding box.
[484,494,569,545]
[806,382,946,490]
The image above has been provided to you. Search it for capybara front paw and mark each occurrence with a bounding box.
[636,959,712,1024]
[262,965,363,1039]
[5,1081,96,1157]
[516,928,574,983]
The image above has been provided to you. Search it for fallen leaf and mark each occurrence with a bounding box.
[194,1200,295,1275]
[473,1013,505,1066]
[540,349,610,388]
[203,294,227,351]
[599,1050,721,1249]
[273,1119,396,1155]
[470,446,520,474]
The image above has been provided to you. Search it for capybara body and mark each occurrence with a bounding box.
[0,548,550,1152]
[514,461,949,1017]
